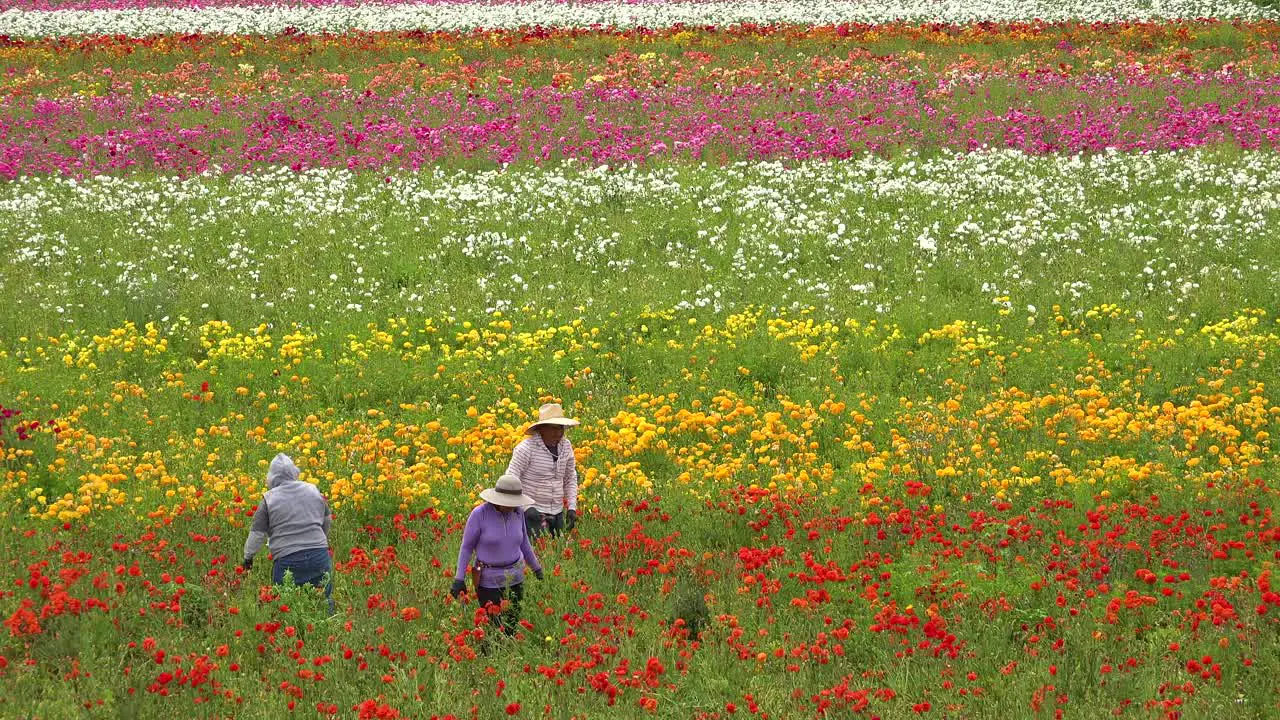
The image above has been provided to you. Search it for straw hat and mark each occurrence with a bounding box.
[479,474,534,508]
[525,403,580,433]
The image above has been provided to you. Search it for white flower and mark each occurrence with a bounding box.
[5,150,1279,326]
[0,1,1269,38]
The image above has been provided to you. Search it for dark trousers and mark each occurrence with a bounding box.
[525,509,564,539]
[272,547,335,614]
[476,582,524,637]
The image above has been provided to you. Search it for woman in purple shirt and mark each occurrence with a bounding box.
[450,474,544,639]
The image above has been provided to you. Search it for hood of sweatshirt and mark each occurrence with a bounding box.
[267,453,300,490]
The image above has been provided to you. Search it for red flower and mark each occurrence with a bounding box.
[504,703,520,715]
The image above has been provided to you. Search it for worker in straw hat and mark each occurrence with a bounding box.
[450,474,544,639]
[504,402,580,539]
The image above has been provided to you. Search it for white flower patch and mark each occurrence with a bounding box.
[2,150,1280,332]
[0,0,1272,38]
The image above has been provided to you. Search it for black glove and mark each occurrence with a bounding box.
[242,557,253,571]
[526,508,543,527]
[534,568,545,581]
[449,578,466,598]
[566,509,578,531]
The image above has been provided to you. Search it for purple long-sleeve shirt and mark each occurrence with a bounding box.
[454,503,541,589]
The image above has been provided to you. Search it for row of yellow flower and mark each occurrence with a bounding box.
[1,306,1275,523]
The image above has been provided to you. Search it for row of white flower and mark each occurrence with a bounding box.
[4,150,1277,327]
[0,0,1272,38]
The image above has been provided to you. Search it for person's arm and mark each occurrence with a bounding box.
[564,441,578,512]
[243,501,269,563]
[505,439,531,480]
[454,510,480,581]
[321,499,332,539]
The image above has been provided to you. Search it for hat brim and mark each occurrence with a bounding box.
[526,418,580,432]
[480,488,534,507]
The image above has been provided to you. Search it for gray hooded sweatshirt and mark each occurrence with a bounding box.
[243,453,332,562]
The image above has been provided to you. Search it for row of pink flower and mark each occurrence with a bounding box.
[3,75,1277,177]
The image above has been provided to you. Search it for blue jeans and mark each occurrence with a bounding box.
[272,547,335,614]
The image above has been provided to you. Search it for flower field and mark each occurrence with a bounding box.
[1,1,1279,719]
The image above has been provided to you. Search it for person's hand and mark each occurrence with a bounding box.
[526,508,543,527]
[449,578,466,598]
[533,568,545,581]
[566,509,578,531]
[242,557,253,571]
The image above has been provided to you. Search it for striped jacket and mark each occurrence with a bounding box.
[505,436,578,514]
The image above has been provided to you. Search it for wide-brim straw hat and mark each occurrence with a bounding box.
[479,474,534,508]
[525,403,580,433]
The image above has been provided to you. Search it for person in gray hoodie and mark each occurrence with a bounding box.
[243,453,335,613]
